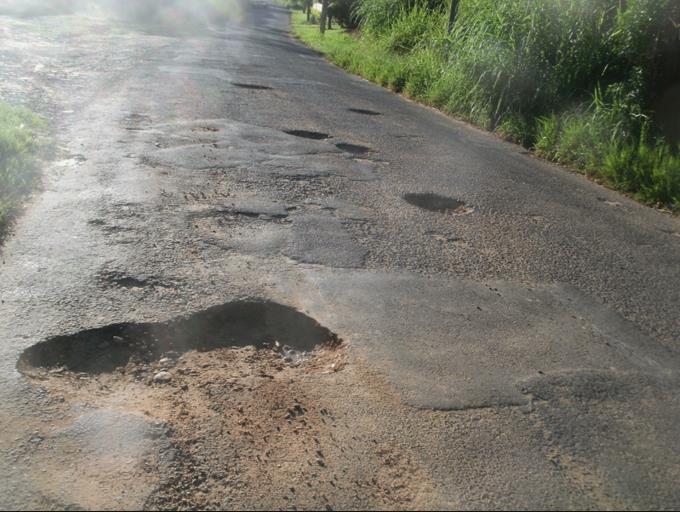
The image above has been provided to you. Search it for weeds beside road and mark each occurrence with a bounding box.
[0,102,45,232]
[291,0,680,210]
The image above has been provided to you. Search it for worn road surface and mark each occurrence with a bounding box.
[1,1,680,509]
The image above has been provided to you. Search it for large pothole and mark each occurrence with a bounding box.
[16,302,435,510]
[403,193,473,215]
[18,301,340,375]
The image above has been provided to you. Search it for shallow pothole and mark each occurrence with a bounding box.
[192,125,220,132]
[403,193,473,215]
[100,272,151,289]
[597,197,622,207]
[348,108,381,116]
[18,301,341,375]
[284,129,330,140]
[98,270,177,290]
[335,142,371,155]
[231,82,273,90]
[122,112,151,130]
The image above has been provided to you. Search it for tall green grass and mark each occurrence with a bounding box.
[0,102,45,230]
[292,0,680,209]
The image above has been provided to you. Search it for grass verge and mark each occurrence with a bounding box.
[290,9,680,211]
[0,102,45,234]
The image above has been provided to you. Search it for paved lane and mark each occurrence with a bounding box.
[0,0,679,508]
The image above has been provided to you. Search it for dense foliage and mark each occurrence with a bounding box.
[294,0,680,209]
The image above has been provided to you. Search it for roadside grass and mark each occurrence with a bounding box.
[290,6,680,211]
[0,102,45,233]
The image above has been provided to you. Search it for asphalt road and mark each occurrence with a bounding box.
[1,0,679,509]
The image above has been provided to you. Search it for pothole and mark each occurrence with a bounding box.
[403,193,473,215]
[190,201,290,223]
[431,233,469,247]
[221,208,288,220]
[101,272,150,289]
[231,82,273,90]
[16,301,431,510]
[98,270,176,290]
[18,301,341,375]
[348,108,381,116]
[101,225,136,234]
[192,125,219,132]
[283,130,330,140]
[123,113,151,123]
[122,113,151,130]
[597,197,622,207]
[335,142,371,155]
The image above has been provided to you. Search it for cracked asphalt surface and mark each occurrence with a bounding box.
[1,0,679,509]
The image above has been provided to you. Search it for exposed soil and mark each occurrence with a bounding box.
[24,342,437,510]
[17,300,436,509]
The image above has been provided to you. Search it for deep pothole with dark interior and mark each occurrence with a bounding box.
[403,192,473,215]
[18,300,341,376]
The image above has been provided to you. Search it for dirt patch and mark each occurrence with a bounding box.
[403,193,473,215]
[231,82,273,90]
[17,301,340,375]
[18,302,436,510]
[348,108,381,116]
[27,342,435,510]
[335,142,371,155]
[284,129,330,140]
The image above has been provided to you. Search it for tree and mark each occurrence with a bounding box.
[320,0,328,33]
[447,0,459,33]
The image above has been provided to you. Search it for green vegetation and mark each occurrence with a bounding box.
[281,0,307,9]
[291,0,680,210]
[0,102,45,230]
